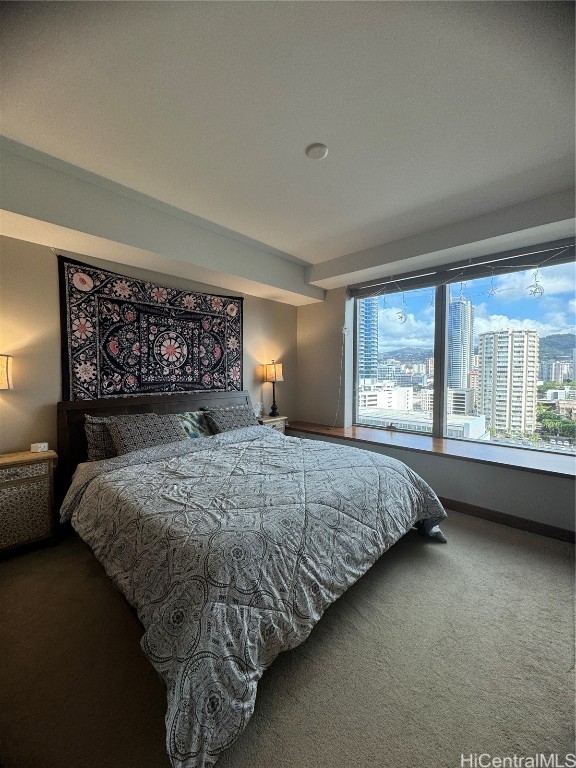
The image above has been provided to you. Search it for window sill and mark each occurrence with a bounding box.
[286,422,575,479]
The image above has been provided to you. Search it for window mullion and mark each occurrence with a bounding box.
[433,284,448,438]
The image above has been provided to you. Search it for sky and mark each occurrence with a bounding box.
[376,261,576,354]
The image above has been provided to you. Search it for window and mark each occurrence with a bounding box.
[355,289,434,434]
[352,240,576,455]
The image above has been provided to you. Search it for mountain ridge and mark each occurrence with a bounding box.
[380,333,575,364]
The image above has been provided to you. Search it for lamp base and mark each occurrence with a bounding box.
[269,382,279,417]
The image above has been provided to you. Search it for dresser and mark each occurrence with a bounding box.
[0,450,58,554]
[258,416,288,433]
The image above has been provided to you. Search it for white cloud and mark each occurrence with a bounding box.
[378,307,434,351]
[474,298,573,335]
[474,312,571,340]
[493,263,576,303]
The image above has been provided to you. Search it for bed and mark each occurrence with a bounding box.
[57,391,447,768]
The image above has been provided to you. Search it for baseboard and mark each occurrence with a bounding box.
[439,497,575,543]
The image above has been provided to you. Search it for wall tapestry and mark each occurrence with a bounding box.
[58,257,243,400]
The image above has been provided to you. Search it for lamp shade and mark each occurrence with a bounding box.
[265,361,284,383]
[0,355,13,390]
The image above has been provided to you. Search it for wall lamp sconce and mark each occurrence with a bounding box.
[265,360,284,417]
[0,355,14,390]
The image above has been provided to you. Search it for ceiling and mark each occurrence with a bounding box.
[0,1,574,299]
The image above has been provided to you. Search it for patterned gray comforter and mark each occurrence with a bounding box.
[60,426,446,768]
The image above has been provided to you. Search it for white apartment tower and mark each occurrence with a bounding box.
[478,329,539,434]
[448,297,474,389]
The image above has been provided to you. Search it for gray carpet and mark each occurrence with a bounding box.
[0,511,573,768]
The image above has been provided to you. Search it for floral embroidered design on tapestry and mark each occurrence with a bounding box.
[58,257,243,400]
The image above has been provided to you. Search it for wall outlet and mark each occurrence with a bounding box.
[30,442,49,452]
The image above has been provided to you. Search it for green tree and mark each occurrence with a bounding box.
[540,413,563,436]
[558,421,576,439]
[538,381,564,395]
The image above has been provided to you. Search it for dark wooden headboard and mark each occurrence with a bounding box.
[56,390,252,502]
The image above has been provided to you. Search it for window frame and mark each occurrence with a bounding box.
[350,238,575,445]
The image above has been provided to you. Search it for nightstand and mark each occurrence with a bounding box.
[0,450,58,555]
[258,416,288,434]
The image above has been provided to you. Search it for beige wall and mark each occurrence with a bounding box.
[0,237,61,454]
[295,287,349,426]
[0,235,297,454]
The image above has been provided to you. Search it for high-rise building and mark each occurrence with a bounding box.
[468,367,479,410]
[357,297,379,383]
[478,329,539,434]
[539,360,572,383]
[448,297,474,389]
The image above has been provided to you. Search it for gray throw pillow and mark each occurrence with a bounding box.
[84,415,116,461]
[107,413,187,456]
[204,404,259,434]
